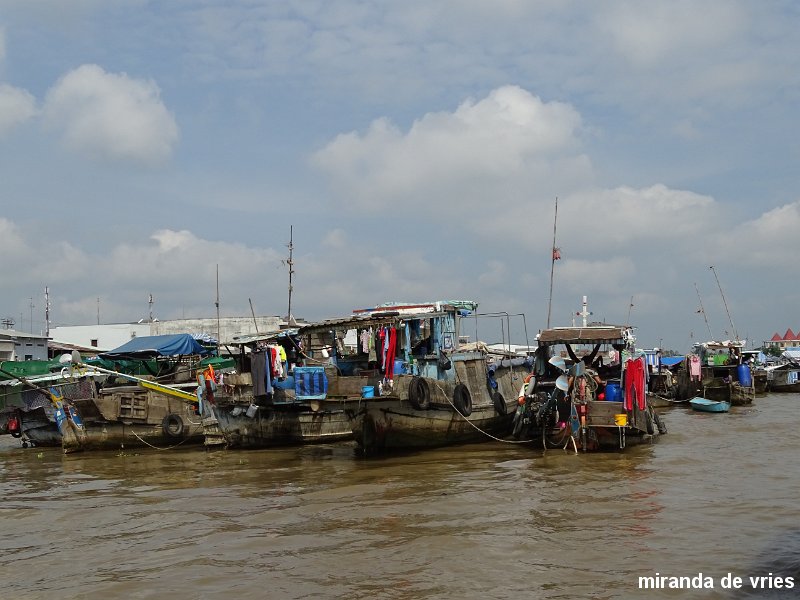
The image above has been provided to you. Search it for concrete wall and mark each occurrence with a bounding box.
[50,323,151,352]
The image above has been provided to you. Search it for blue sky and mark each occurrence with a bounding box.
[1,1,799,351]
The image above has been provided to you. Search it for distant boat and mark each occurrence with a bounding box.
[689,396,730,413]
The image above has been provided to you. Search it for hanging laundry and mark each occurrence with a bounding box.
[690,355,702,381]
[624,357,647,411]
[251,350,267,396]
[385,327,397,381]
[367,327,377,364]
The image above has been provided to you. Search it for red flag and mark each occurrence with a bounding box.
[552,247,561,260]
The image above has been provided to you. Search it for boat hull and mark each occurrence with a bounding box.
[353,400,513,452]
[207,402,356,449]
[351,358,523,453]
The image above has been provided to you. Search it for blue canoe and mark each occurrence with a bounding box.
[689,397,730,413]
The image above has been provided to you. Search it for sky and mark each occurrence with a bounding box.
[1,0,799,352]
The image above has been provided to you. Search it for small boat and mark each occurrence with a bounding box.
[689,396,730,413]
[524,298,666,452]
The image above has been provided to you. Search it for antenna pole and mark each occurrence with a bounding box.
[546,197,558,328]
[626,296,634,326]
[45,286,51,337]
[287,225,295,323]
[215,264,221,355]
[709,266,738,341]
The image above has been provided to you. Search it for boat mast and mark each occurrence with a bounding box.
[709,265,738,341]
[546,197,558,328]
[694,282,714,340]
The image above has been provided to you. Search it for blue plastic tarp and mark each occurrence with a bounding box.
[659,356,684,367]
[100,334,209,358]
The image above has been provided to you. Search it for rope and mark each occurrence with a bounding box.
[430,380,537,445]
[128,428,194,451]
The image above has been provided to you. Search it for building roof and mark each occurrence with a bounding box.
[0,329,49,340]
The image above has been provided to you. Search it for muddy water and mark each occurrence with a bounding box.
[1,394,799,599]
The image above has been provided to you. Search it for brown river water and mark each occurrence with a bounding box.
[1,393,799,600]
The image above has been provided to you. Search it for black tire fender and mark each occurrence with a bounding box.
[645,409,655,435]
[493,392,507,415]
[408,377,430,410]
[162,414,185,438]
[453,383,472,417]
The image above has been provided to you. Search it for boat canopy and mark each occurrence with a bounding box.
[99,333,209,359]
[536,325,632,347]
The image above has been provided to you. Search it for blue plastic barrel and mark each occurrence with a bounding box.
[604,381,621,402]
[737,364,753,387]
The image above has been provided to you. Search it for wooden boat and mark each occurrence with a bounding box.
[51,335,213,453]
[199,328,357,449]
[675,341,755,406]
[689,396,730,413]
[245,301,527,454]
[0,364,105,448]
[767,364,800,393]
[526,301,666,452]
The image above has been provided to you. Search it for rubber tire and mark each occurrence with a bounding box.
[654,411,667,435]
[162,414,185,438]
[453,384,472,417]
[493,392,507,415]
[407,377,431,410]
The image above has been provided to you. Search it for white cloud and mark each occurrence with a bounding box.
[42,64,179,165]
[0,84,37,135]
[312,85,590,212]
[724,201,800,267]
[598,1,746,69]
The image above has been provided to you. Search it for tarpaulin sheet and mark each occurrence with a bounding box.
[100,334,208,358]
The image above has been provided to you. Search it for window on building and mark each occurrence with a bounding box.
[91,339,98,347]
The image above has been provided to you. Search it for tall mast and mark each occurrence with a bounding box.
[694,282,714,340]
[546,197,559,328]
[710,265,738,341]
[286,225,295,324]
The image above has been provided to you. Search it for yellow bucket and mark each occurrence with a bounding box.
[614,414,628,427]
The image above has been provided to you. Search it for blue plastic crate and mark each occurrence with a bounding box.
[294,366,328,400]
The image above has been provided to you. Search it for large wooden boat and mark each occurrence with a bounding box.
[242,301,530,454]
[46,335,212,452]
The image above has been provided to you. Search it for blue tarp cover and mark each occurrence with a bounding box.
[100,334,209,358]
[659,356,684,367]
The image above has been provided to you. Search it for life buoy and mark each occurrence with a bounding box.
[493,392,507,415]
[408,377,430,410]
[8,415,22,438]
[453,384,472,416]
[162,414,184,438]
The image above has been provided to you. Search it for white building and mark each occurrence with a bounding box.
[0,329,50,361]
[50,315,287,352]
